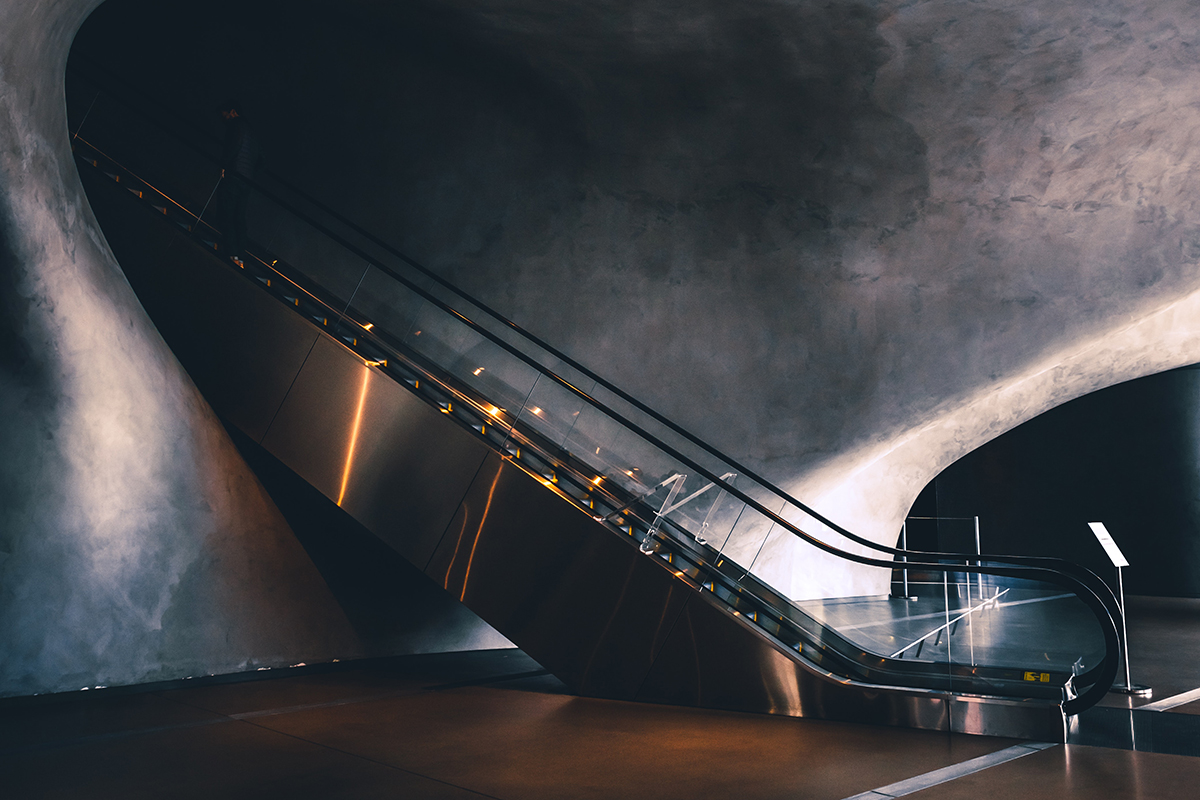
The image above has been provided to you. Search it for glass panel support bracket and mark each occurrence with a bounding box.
[608,472,737,553]
[640,474,687,553]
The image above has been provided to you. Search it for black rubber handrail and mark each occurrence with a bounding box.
[69,79,1122,713]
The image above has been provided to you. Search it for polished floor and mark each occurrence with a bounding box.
[3,597,1200,799]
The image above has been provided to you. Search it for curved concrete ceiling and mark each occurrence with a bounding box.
[420,1,1200,542]
[12,0,1200,603]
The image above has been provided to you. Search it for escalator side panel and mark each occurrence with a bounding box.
[637,590,1067,739]
[427,453,691,700]
[261,335,491,568]
[81,168,319,442]
[635,591,945,729]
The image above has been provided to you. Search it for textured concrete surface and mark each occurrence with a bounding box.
[70,0,1200,599]
[0,0,503,700]
[43,0,1200,630]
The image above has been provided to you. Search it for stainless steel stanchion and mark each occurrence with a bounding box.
[891,521,916,600]
[1110,563,1152,698]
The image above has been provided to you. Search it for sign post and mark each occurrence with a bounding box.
[1088,522,1151,698]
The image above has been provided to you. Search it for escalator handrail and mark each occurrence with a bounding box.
[63,58,1128,610]
[70,98,1123,713]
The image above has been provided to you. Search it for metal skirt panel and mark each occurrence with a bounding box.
[261,335,491,568]
[427,453,692,700]
[637,589,1066,740]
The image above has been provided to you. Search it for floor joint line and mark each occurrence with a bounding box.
[840,741,1058,800]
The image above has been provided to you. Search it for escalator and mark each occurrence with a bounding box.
[66,64,1123,741]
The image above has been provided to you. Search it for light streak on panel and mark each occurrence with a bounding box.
[337,367,372,507]
[461,466,504,601]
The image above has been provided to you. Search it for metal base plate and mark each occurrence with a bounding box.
[1110,683,1153,698]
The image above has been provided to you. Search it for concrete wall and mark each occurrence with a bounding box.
[0,0,504,700]
[66,0,1200,599]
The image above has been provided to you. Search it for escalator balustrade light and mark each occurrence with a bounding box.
[531,407,543,416]
[473,367,485,376]
[364,359,387,368]
[487,405,501,416]
[362,322,374,330]
[439,401,452,413]
[591,476,603,485]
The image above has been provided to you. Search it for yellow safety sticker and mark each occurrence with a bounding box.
[1023,671,1051,683]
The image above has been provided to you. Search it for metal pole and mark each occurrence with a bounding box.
[1111,564,1152,697]
[892,521,913,600]
[1119,565,1133,690]
[974,516,983,599]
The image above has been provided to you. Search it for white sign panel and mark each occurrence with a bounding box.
[1088,522,1129,568]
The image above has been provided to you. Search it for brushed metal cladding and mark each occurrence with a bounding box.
[950,696,1067,742]
[637,590,952,731]
[636,590,1068,739]
[428,453,691,699]
[261,335,490,566]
